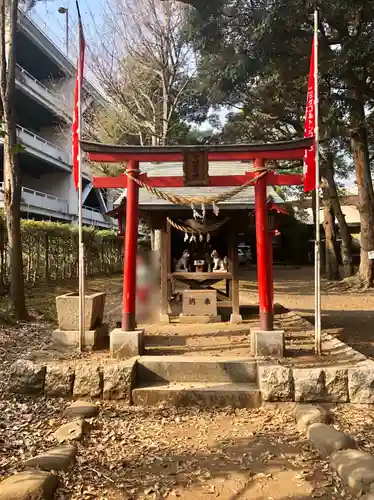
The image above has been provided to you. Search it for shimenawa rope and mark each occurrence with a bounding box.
[123,168,268,209]
[166,217,230,235]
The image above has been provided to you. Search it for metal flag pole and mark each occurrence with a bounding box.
[314,8,322,355]
[77,2,85,352]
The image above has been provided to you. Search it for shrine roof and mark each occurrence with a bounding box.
[140,159,251,177]
[81,137,313,158]
[113,184,283,211]
[104,160,282,210]
[106,160,284,211]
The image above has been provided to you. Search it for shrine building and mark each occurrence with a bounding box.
[80,138,313,359]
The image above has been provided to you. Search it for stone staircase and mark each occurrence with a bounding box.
[132,356,262,408]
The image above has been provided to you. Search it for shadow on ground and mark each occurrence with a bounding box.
[295,307,374,359]
[64,406,332,500]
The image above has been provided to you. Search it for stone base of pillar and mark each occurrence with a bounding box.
[52,323,109,349]
[230,314,243,324]
[251,329,285,358]
[110,328,144,358]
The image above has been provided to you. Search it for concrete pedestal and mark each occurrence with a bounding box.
[230,314,243,324]
[56,292,106,331]
[251,329,285,358]
[52,323,109,349]
[110,328,144,358]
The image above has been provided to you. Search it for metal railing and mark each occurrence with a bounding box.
[16,64,53,95]
[0,182,69,214]
[83,205,101,214]
[82,205,113,228]
[23,186,67,203]
[0,183,114,228]
[17,125,68,154]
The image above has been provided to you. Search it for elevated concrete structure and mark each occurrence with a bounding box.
[0,9,114,229]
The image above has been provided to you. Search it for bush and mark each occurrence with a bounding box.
[0,218,123,290]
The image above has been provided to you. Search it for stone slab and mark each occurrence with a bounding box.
[56,292,106,331]
[348,363,374,403]
[331,449,374,495]
[182,289,217,316]
[0,471,58,500]
[103,359,137,401]
[73,364,102,398]
[24,445,76,471]
[324,367,348,402]
[53,420,84,443]
[64,401,99,418]
[179,315,222,324]
[293,404,331,432]
[258,364,292,401]
[44,364,74,398]
[137,356,257,384]
[132,382,261,408]
[251,329,284,358]
[110,328,144,358]
[293,367,324,402]
[307,423,356,458]
[52,323,109,349]
[8,360,46,395]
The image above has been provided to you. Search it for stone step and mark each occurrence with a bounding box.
[132,382,261,408]
[136,355,257,383]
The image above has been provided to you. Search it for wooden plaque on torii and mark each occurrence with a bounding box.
[183,150,209,187]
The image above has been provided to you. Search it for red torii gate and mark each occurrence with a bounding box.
[81,138,312,334]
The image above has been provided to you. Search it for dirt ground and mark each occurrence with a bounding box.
[1,397,374,499]
[1,267,374,498]
[3,266,373,361]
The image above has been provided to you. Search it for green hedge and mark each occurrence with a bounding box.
[0,219,123,289]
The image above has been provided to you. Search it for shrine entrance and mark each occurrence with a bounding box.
[81,138,313,359]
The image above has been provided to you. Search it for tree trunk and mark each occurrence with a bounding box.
[0,0,28,319]
[323,152,354,277]
[322,182,340,280]
[3,115,28,318]
[350,97,374,287]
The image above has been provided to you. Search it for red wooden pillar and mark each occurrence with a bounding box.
[268,231,274,311]
[122,159,140,331]
[254,158,273,330]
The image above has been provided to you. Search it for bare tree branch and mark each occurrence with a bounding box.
[86,0,195,146]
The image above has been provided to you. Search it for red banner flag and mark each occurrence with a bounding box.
[72,1,86,191]
[303,36,316,192]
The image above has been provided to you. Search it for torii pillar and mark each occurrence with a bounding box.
[251,158,284,358]
[111,160,144,358]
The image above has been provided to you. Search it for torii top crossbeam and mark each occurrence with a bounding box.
[80,137,313,336]
[81,137,313,163]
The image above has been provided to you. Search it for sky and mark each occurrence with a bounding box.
[29,0,104,61]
